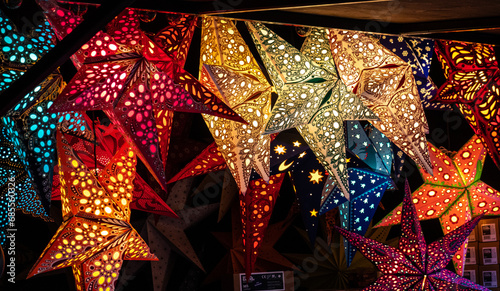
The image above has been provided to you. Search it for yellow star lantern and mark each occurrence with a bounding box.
[247,24,376,198]
[28,131,157,291]
[199,17,272,194]
[329,30,433,175]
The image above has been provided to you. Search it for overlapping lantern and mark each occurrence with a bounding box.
[198,17,273,194]
[28,131,157,291]
[247,23,376,198]
[337,180,488,290]
[377,135,500,275]
[329,29,433,175]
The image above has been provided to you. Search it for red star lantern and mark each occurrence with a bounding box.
[377,135,500,275]
[434,40,500,169]
[42,4,243,192]
[28,131,157,291]
[240,173,285,277]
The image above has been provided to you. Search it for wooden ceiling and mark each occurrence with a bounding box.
[62,0,500,43]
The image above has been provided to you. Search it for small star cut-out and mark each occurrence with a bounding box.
[308,169,324,184]
[274,145,287,155]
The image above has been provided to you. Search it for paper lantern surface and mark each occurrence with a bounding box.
[378,36,451,110]
[51,119,177,217]
[337,180,488,291]
[240,173,285,277]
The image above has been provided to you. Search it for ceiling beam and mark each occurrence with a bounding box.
[398,16,500,35]
[0,0,136,117]
[58,0,390,14]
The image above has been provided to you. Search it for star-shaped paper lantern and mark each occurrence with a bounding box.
[28,131,157,291]
[337,180,488,291]
[247,23,376,198]
[320,158,392,266]
[43,5,242,192]
[199,17,272,194]
[377,135,500,275]
[240,173,285,277]
[317,122,395,266]
[246,22,334,133]
[378,36,451,111]
[434,40,500,169]
[330,30,433,175]
[267,131,325,244]
[206,206,296,285]
[146,177,219,291]
[168,141,227,184]
[51,118,177,217]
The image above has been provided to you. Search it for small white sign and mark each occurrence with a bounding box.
[482,270,498,288]
[481,224,497,242]
[465,246,476,265]
[240,271,285,291]
[482,247,498,265]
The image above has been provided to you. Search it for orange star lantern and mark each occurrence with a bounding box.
[28,131,157,291]
[377,135,500,275]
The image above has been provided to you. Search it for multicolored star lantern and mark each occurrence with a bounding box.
[199,17,272,194]
[378,35,451,111]
[337,180,488,291]
[247,23,376,198]
[51,117,177,217]
[377,135,500,275]
[434,39,500,169]
[329,30,433,175]
[28,131,157,291]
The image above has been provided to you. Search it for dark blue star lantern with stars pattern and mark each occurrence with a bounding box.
[259,130,326,244]
[378,35,451,111]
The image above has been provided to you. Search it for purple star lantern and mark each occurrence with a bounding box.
[335,180,489,291]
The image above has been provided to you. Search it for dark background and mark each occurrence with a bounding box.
[0,2,499,291]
